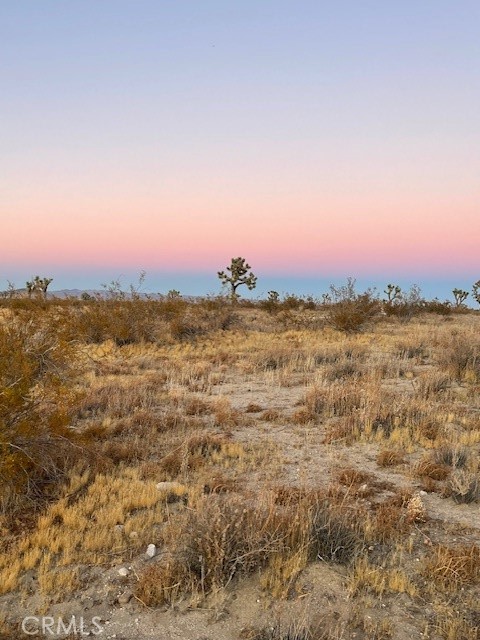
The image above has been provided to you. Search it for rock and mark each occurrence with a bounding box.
[117,590,133,605]
[407,493,427,523]
[118,567,129,577]
[146,544,156,558]
[129,531,138,539]
[80,596,94,610]
[156,481,185,493]
[114,524,125,533]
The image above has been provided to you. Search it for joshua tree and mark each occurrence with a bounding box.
[452,288,469,307]
[30,276,53,299]
[218,257,257,302]
[262,290,280,314]
[26,280,35,298]
[384,284,402,303]
[39,277,53,299]
[473,280,480,306]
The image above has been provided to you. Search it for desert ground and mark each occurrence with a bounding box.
[1,296,479,639]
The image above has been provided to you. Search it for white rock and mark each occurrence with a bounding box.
[156,481,184,492]
[118,567,128,577]
[146,544,156,558]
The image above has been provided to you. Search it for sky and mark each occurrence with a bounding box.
[1,1,479,300]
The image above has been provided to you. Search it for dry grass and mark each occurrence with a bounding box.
[0,300,479,638]
[376,449,404,467]
[423,544,480,591]
[348,555,417,598]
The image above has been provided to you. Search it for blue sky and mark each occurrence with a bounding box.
[1,1,479,300]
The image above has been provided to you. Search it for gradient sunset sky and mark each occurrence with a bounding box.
[2,1,479,299]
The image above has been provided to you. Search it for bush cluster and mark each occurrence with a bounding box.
[0,311,83,519]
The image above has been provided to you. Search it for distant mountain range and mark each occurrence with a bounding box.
[51,290,170,300]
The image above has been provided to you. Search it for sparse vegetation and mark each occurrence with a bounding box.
[0,286,479,639]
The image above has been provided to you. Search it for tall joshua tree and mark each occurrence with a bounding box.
[452,288,469,307]
[218,257,257,302]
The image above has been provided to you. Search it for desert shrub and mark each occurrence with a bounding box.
[423,544,480,591]
[282,294,303,310]
[326,294,380,333]
[383,284,425,320]
[414,456,451,481]
[422,299,452,315]
[254,348,300,371]
[241,620,332,640]
[196,294,230,312]
[0,314,83,520]
[334,467,373,489]
[261,409,282,422]
[396,340,428,360]
[169,315,206,341]
[433,445,468,469]
[260,291,281,314]
[76,378,163,420]
[444,470,480,504]
[377,449,404,467]
[245,403,264,413]
[135,493,287,604]
[1,297,48,312]
[135,489,367,606]
[159,432,232,477]
[323,416,360,444]
[415,373,452,399]
[310,504,364,564]
[169,306,239,341]
[417,419,441,441]
[369,499,411,542]
[305,381,364,418]
[64,299,159,345]
[323,360,360,381]
[325,280,380,332]
[436,334,480,382]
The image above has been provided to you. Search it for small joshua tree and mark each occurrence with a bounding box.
[472,280,480,306]
[34,276,53,299]
[41,277,53,299]
[384,284,402,303]
[27,276,53,299]
[218,257,257,302]
[452,288,469,307]
[26,280,35,298]
[262,290,280,314]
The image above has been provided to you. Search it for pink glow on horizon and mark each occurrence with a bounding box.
[4,190,479,277]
